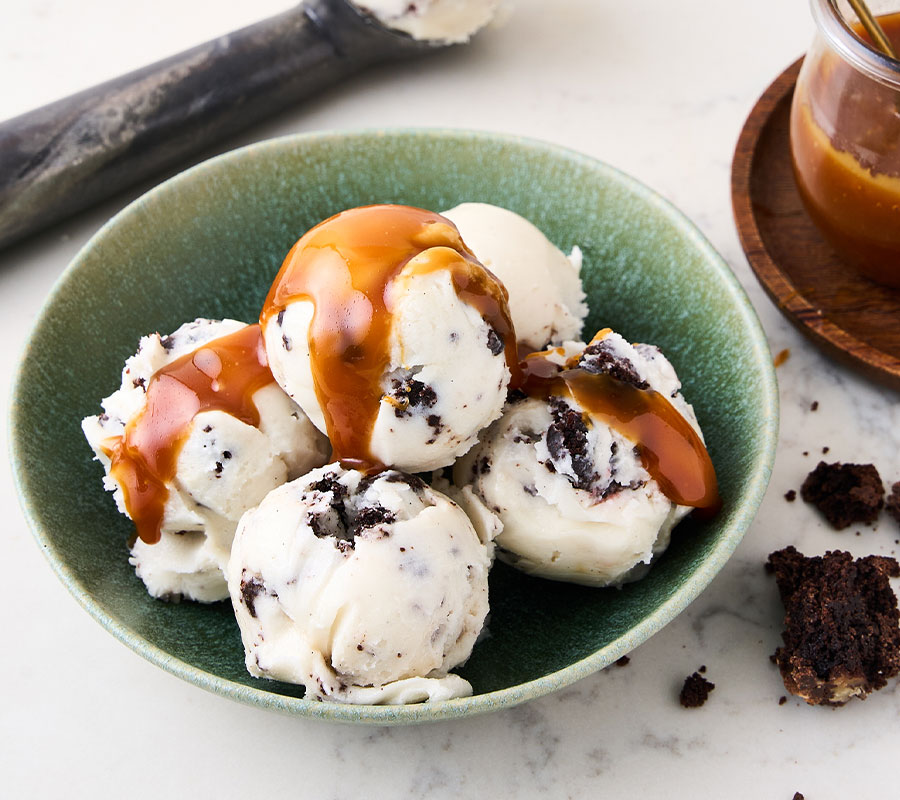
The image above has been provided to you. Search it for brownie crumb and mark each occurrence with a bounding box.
[390,377,437,417]
[785,489,797,502]
[306,472,398,550]
[793,793,805,800]
[615,655,630,667]
[886,482,900,525]
[778,695,787,705]
[822,446,829,454]
[698,664,707,673]
[802,451,809,457]
[485,327,504,356]
[766,546,900,706]
[800,461,884,529]
[810,401,819,411]
[240,573,267,618]
[679,671,715,708]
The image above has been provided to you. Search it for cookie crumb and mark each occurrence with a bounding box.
[785,489,797,502]
[778,695,787,705]
[810,401,819,411]
[679,671,715,708]
[793,793,805,800]
[822,446,829,454]
[615,655,630,667]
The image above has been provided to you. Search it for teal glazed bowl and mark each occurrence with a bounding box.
[10,129,778,724]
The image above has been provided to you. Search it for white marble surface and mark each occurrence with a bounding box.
[3,1,900,798]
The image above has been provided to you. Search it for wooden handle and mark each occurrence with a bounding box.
[0,0,438,250]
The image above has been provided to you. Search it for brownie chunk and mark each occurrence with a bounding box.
[886,482,900,525]
[679,671,715,708]
[578,338,648,389]
[767,546,900,706]
[800,461,884,529]
[545,396,597,491]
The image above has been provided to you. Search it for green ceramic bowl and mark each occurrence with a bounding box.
[10,129,777,724]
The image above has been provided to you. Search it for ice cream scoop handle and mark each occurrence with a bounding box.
[0,0,435,250]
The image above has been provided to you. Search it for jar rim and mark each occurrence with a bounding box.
[811,0,900,87]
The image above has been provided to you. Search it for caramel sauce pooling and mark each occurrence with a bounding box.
[261,205,519,469]
[104,324,275,544]
[521,349,720,513]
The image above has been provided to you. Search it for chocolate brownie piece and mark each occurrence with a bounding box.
[886,482,900,525]
[767,546,900,705]
[679,671,714,708]
[800,461,884,529]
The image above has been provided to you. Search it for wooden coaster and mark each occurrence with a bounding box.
[732,58,900,391]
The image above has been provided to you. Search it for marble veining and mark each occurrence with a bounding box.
[3,0,899,798]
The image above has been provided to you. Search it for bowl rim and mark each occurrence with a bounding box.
[9,126,779,724]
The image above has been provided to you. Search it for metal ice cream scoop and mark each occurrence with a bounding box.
[0,0,478,250]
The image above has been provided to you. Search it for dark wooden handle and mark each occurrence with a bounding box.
[0,0,438,250]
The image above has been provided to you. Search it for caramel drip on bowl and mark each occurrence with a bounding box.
[521,357,720,513]
[261,205,518,469]
[104,324,275,544]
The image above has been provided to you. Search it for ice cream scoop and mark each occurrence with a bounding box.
[261,204,518,473]
[227,463,492,703]
[455,330,719,586]
[442,203,588,351]
[0,0,505,250]
[82,318,329,601]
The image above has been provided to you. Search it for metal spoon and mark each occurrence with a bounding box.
[846,0,898,58]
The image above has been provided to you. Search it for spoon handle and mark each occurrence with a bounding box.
[0,0,437,250]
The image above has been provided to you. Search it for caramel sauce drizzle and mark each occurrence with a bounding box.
[104,324,274,544]
[520,351,720,513]
[261,205,519,470]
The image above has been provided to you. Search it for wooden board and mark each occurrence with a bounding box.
[731,58,900,391]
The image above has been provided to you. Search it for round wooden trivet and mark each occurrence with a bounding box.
[731,57,900,391]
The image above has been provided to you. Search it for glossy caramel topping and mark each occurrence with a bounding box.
[521,355,720,511]
[105,324,274,544]
[261,205,518,469]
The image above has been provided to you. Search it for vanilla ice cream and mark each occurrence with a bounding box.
[227,464,492,703]
[261,205,516,473]
[442,202,588,351]
[82,318,330,602]
[351,0,506,43]
[454,330,718,586]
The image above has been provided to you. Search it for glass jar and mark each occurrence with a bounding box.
[790,0,900,288]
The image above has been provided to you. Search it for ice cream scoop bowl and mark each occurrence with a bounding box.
[10,129,778,724]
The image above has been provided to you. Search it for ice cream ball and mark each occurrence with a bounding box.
[261,204,517,473]
[442,202,588,352]
[454,330,717,587]
[227,463,492,704]
[82,318,330,602]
